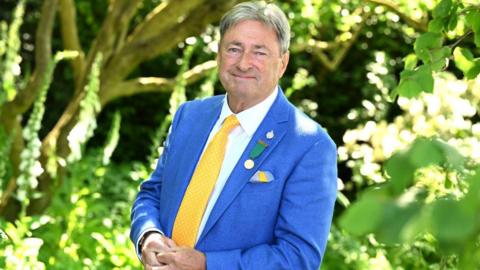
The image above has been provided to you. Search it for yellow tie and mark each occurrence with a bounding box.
[172,115,239,247]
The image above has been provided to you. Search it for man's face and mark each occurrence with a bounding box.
[217,20,289,112]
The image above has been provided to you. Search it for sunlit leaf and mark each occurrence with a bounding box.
[395,65,434,98]
[403,54,418,70]
[453,47,480,79]
[414,32,444,63]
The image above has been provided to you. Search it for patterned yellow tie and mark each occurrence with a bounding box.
[172,115,239,247]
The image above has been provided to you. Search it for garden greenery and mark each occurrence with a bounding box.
[0,0,479,269]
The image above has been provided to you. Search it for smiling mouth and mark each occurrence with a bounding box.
[232,74,256,79]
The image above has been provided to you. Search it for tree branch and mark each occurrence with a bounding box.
[59,0,85,86]
[366,0,428,32]
[127,0,205,46]
[103,0,240,85]
[101,60,217,105]
[292,7,368,72]
[80,0,142,94]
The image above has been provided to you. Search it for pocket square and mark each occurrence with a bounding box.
[249,170,274,183]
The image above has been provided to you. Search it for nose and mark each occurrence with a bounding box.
[237,52,252,71]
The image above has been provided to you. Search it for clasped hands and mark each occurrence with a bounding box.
[141,232,206,270]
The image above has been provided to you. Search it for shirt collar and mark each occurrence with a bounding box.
[219,86,279,137]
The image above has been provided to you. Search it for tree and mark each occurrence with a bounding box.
[0,0,242,219]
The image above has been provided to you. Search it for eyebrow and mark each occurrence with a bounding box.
[226,41,270,52]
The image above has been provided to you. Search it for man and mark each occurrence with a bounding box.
[130,1,337,269]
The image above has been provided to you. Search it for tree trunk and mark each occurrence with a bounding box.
[24,0,242,216]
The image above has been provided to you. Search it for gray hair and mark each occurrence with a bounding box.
[219,1,290,54]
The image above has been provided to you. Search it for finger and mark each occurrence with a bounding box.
[163,236,177,248]
[156,251,175,265]
[146,265,171,270]
[142,251,162,266]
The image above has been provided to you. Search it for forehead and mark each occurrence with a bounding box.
[221,20,280,49]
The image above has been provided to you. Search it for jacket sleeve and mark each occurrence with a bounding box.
[205,137,337,270]
[129,104,186,256]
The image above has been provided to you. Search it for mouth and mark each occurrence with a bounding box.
[231,73,256,80]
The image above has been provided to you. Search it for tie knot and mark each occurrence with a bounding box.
[222,115,239,132]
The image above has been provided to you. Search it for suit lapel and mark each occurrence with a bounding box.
[164,98,223,236]
[197,91,291,244]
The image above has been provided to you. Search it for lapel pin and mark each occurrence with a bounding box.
[266,130,274,139]
[244,159,255,170]
[249,140,268,160]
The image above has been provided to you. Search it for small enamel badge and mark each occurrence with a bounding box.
[266,130,274,139]
[249,140,268,160]
[244,159,255,170]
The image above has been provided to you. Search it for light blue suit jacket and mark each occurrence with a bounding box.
[130,90,337,269]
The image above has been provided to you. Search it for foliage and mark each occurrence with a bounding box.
[0,0,25,106]
[0,110,140,269]
[393,0,480,98]
[1,0,480,268]
[16,51,78,214]
[338,0,480,268]
[67,53,102,162]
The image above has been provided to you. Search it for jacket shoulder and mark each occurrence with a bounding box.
[181,95,224,112]
[289,106,336,150]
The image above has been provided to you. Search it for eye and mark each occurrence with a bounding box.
[254,51,267,56]
[227,47,241,53]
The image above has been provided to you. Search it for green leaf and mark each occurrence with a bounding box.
[466,10,480,47]
[429,199,475,243]
[339,188,386,236]
[463,169,480,210]
[414,32,444,62]
[403,54,418,70]
[385,152,415,194]
[394,65,434,98]
[408,138,444,168]
[429,46,451,72]
[448,12,458,31]
[432,139,465,170]
[375,201,422,245]
[453,47,480,79]
[432,0,452,19]
[428,18,447,33]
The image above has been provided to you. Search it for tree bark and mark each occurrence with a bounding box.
[59,0,85,87]
[26,0,242,215]
[102,60,217,105]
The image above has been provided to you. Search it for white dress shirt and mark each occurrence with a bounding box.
[196,87,279,241]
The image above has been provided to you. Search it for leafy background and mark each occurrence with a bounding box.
[0,0,479,269]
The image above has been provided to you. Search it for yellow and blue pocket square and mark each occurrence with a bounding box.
[249,170,274,183]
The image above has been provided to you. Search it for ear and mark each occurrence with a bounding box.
[278,51,290,77]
